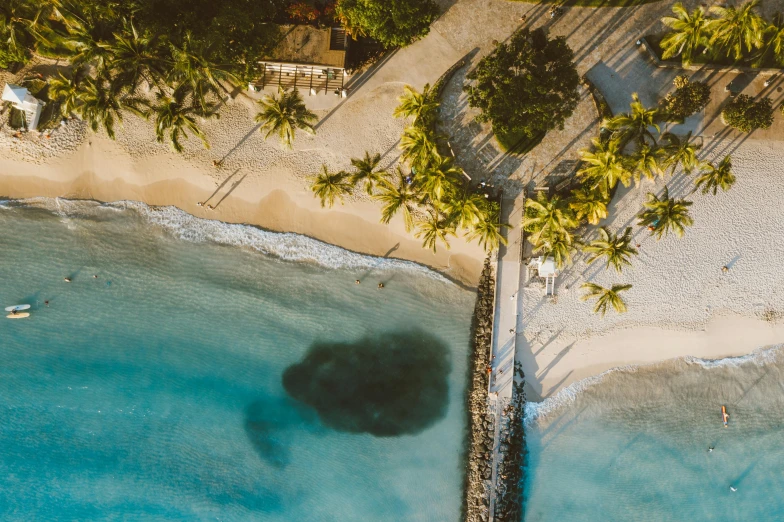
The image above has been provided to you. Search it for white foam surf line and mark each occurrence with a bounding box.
[524,344,784,425]
[8,197,450,281]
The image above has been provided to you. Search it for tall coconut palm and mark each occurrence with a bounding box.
[661,4,710,65]
[577,138,632,197]
[637,186,694,239]
[708,0,765,61]
[309,165,352,208]
[400,125,439,170]
[581,282,632,316]
[569,186,609,225]
[630,144,666,184]
[604,93,662,146]
[0,0,43,65]
[533,232,576,270]
[255,86,317,149]
[416,209,455,253]
[694,156,735,195]
[755,13,784,67]
[104,22,167,92]
[349,151,386,195]
[584,227,638,273]
[168,32,236,110]
[149,84,213,153]
[661,131,701,175]
[54,8,114,72]
[522,191,578,247]
[443,189,486,229]
[73,76,129,139]
[373,168,419,232]
[48,67,88,117]
[467,203,510,253]
[415,153,462,202]
[393,83,438,128]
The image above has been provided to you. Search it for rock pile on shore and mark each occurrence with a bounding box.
[492,362,526,521]
[0,119,86,162]
[462,258,497,522]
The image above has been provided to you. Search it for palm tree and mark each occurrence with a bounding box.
[467,203,510,253]
[415,153,462,202]
[416,209,455,253]
[400,125,439,170]
[349,151,386,195]
[569,186,608,225]
[48,67,88,117]
[0,0,42,65]
[255,86,317,149]
[522,191,578,247]
[709,0,765,61]
[661,131,701,175]
[637,186,694,239]
[373,168,419,232]
[755,13,784,67]
[581,283,632,316]
[73,76,127,139]
[54,8,114,72]
[149,84,213,153]
[393,83,438,128]
[309,165,352,208]
[577,138,632,197]
[661,4,710,65]
[168,32,236,110]
[104,22,167,92]
[444,189,487,229]
[533,232,577,270]
[603,93,662,146]
[694,156,735,195]
[584,227,638,273]
[630,144,666,184]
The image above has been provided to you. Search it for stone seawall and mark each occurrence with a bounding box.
[461,258,497,522]
[492,363,526,521]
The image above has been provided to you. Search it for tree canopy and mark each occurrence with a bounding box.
[465,28,580,149]
[335,0,439,49]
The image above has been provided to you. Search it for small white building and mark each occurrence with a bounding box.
[529,256,558,295]
[2,83,45,131]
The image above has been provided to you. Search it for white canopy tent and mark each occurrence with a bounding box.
[2,83,45,131]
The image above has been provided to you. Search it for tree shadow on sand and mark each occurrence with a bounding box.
[282,329,452,437]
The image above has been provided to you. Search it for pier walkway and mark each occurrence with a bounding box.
[486,192,525,521]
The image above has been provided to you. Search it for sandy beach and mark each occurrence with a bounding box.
[4,0,784,408]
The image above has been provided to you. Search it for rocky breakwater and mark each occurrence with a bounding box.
[462,258,497,522]
[492,362,526,521]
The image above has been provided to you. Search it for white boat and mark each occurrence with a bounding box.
[4,304,31,312]
[6,312,30,319]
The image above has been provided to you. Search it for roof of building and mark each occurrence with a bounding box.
[2,84,28,105]
[262,25,347,69]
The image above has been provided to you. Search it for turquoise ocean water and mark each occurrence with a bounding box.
[524,348,784,521]
[0,199,475,521]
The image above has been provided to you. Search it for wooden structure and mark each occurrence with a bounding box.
[252,26,349,95]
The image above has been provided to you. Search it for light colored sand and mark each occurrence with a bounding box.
[518,138,784,399]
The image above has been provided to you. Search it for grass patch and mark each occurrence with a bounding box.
[509,0,663,7]
[495,128,545,155]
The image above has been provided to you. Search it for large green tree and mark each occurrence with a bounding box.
[661,3,710,65]
[577,138,632,197]
[465,28,579,147]
[721,94,774,132]
[335,0,439,49]
[522,191,577,247]
[637,186,694,239]
[708,0,765,61]
[603,93,662,146]
[255,86,317,149]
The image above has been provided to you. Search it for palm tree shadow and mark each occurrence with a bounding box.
[219,124,263,164]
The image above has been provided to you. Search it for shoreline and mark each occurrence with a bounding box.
[0,135,484,286]
[520,313,784,402]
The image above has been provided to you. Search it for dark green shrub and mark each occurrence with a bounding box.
[722,94,774,132]
[335,0,439,49]
[663,75,711,120]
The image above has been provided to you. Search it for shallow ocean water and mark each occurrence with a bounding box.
[0,199,475,521]
[524,348,784,521]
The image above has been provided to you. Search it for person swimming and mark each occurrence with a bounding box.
[64,277,72,283]
[730,486,737,492]
[708,446,714,453]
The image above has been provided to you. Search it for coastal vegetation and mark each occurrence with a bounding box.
[335,0,439,48]
[660,1,784,67]
[465,28,580,151]
[721,94,775,132]
[255,86,317,149]
[637,186,694,239]
[581,282,632,316]
[310,83,511,254]
[662,75,711,121]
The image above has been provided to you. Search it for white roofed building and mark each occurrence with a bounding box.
[2,83,45,131]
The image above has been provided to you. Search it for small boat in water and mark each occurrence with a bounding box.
[722,405,730,427]
[4,304,31,312]
[6,312,30,319]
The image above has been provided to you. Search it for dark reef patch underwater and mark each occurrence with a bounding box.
[282,329,452,436]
